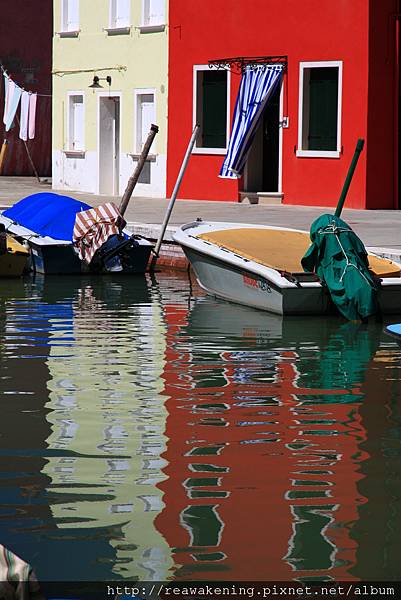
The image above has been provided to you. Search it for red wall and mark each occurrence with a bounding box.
[365,0,398,209]
[0,0,52,177]
[167,0,388,208]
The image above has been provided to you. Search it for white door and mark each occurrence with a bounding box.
[99,97,120,196]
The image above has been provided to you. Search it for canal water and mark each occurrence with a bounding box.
[0,272,400,583]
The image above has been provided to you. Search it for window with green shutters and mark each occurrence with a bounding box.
[297,61,342,158]
[201,71,227,148]
[194,66,229,152]
[308,67,338,150]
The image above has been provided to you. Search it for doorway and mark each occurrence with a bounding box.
[243,83,281,196]
[99,96,120,196]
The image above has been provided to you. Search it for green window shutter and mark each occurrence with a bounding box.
[202,71,227,148]
[308,67,338,151]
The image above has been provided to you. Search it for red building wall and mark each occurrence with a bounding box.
[167,0,397,209]
[366,0,398,209]
[0,0,52,177]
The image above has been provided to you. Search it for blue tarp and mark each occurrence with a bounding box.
[3,192,92,241]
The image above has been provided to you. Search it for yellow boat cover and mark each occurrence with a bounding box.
[197,228,401,278]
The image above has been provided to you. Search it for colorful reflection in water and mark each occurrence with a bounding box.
[0,273,400,581]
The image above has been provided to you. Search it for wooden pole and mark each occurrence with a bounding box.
[0,139,8,175]
[14,113,41,183]
[149,124,200,271]
[119,123,159,217]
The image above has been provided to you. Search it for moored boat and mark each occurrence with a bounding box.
[0,192,153,275]
[173,220,401,316]
[384,323,401,343]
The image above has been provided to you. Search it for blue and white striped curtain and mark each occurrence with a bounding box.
[219,64,284,179]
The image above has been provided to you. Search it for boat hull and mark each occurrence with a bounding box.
[0,235,29,277]
[184,246,332,315]
[29,239,152,275]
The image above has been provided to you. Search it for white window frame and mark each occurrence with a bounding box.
[192,64,231,156]
[140,0,166,32]
[60,0,80,34]
[108,0,131,31]
[297,60,342,159]
[133,88,157,155]
[66,91,85,153]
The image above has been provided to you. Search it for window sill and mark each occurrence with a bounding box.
[128,153,157,162]
[192,147,227,156]
[58,30,80,38]
[105,26,131,36]
[296,149,340,159]
[138,24,166,33]
[64,150,86,158]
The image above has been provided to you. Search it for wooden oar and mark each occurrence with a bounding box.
[334,138,365,217]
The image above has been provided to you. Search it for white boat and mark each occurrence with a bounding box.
[173,220,401,316]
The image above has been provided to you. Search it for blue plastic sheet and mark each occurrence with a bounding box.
[3,192,92,241]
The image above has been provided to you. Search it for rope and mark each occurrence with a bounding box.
[317,223,373,286]
[0,64,51,97]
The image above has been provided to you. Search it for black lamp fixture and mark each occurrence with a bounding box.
[89,75,112,88]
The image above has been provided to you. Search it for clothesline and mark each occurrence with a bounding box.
[0,64,52,97]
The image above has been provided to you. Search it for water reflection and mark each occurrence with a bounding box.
[155,296,393,581]
[0,274,400,581]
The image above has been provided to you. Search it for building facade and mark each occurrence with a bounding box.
[52,0,168,198]
[167,0,399,209]
[0,0,52,177]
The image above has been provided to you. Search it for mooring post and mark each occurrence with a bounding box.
[334,138,365,218]
[149,124,199,271]
[119,124,159,217]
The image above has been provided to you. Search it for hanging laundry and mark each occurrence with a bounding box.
[28,93,37,139]
[19,91,30,141]
[3,73,9,125]
[4,79,22,132]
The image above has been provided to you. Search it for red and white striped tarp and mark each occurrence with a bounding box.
[73,202,126,264]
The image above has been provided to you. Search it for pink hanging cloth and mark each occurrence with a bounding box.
[28,93,37,139]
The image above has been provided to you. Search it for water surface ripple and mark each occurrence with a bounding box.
[0,274,400,581]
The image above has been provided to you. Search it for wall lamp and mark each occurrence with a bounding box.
[89,75,112,88]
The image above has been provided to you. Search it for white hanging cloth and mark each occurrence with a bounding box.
[28,93,37,139]
[4,78,22,132]
[19,91,30,141]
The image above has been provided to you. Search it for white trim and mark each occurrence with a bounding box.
[138,24,165,33]
[141,0,166,28]
[278,82,283,194]
[66,91,85,152]
[296,149,341,158]
[105,26,131,35]
[61,0,79,33]
[192,64,231,155]
[96,91,122,195]
[296,60,342,159]
[108,0,131,29]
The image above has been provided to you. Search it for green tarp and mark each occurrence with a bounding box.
[301,214,378,321]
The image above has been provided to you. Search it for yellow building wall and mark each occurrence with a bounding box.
[52,0,168,197]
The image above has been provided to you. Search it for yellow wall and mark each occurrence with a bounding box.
[52,0,168,195]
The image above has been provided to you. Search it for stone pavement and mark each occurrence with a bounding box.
[1,176,401,257]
